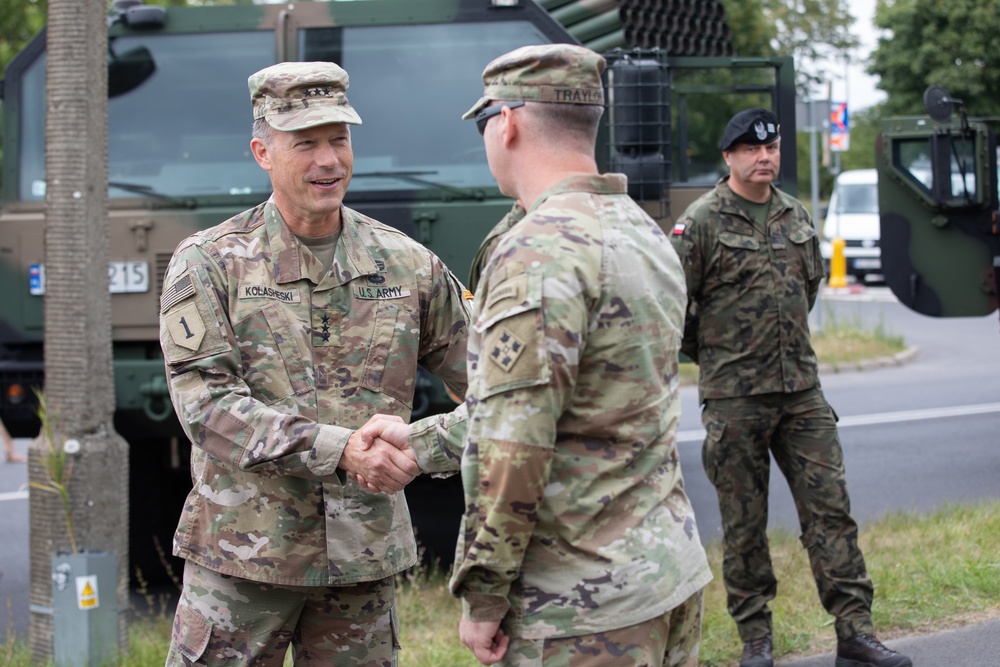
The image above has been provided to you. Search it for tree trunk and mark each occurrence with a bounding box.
[29,0,129,662]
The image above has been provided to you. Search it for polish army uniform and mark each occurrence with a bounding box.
[443,44,712,666]
[159,61,470,666]
[670,109,881,655]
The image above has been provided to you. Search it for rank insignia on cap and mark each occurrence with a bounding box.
[672,222,686,235]
[489,327,525,372]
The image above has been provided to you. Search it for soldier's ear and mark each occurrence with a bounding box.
[250,137,272,172]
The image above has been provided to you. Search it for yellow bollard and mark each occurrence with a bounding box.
[828,237,848,288]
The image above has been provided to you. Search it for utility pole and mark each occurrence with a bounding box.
[29,0,129,663]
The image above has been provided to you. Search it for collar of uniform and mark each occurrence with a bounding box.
[263,197,309,285]
[716,176,792,223]
[526,173,626,214]
[327,206,380,287]
[262,199,379,286]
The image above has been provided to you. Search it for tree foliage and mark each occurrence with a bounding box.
[870,0,1000,116]
[721,0,858,94]
[0,0,47,71]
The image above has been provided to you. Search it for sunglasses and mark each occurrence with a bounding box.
[475,101,526,135]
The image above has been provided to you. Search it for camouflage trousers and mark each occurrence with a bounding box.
[165,561,398,667]
[500,589,704,667]
[701,388,875,642]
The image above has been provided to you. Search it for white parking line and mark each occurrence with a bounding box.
[677,402,1000,443]
[0,490,28,502]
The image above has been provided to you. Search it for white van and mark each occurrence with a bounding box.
[820,169,882,283]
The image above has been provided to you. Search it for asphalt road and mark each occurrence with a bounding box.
[2,287,999,650]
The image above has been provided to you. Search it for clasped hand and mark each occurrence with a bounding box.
[341,414,418,494]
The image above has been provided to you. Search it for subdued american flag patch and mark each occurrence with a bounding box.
[160,274,195,313]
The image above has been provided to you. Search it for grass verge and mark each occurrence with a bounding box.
[4,502,998,666]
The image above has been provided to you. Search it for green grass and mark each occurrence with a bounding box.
[5,502,999,666]
[811,309,906,369]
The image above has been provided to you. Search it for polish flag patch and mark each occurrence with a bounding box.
[672,222,686,235]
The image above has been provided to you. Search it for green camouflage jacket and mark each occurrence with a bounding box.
[468,202,525,294]
[446,174,712,639]
[158,198,470,586]
[671,177,825,401]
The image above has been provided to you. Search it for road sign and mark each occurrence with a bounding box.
[830,102,850,152]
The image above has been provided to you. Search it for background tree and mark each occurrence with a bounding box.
[0,0,48,190]
[721,0,859,95]
[29,0,129,661]
[870,0,1000,116]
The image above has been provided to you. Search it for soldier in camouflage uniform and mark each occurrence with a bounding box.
[670,108,911,667]
[158,61,471,666]
[442,44,713,666]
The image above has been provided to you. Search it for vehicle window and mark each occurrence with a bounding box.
[19,31,274,201]
[834,183,878,214]
[300,21,551,193]
[893,138,933,194]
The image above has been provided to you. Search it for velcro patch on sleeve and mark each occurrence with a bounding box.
[160,274,195,313]
[487,327,525,372]
[481,310,547,395]
[160,268,228,364]
[486,273,526,311]
[165,302,206,351]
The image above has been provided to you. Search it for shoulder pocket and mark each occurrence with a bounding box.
[161,266,230,365]
[473,271,549,398]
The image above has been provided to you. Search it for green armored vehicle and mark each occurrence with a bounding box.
[0,0,797,578]
[877,86,1000,321]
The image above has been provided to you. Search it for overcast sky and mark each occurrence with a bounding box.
[817,0,888,111]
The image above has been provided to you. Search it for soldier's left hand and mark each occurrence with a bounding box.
[459,616,508,665]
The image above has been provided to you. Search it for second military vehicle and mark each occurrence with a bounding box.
[876,85,999,321]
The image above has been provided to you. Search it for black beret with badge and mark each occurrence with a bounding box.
[719,108,781,151]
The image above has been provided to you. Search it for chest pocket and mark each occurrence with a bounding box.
[715,229,762,285]
[787,223,822,281]
[359,300,415,407]
[233,301,311,405]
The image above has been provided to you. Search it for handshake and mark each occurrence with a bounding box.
[341,414,419,495]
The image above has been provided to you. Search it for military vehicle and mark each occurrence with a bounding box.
[876,85,999,322]
[0,0,797,578]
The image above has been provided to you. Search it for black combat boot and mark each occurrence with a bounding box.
[836,633,913,667]
[739,634,773,667]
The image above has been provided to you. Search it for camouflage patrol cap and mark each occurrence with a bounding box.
[249,61,362,131]
[719,108,780,151]
[462,43,606,120]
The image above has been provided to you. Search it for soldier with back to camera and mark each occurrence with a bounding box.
[436,43,713,667]
[670,108,912,667]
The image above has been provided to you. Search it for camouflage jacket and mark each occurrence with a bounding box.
[447,174,712,639]
[158,198,470,586]
[468,202,525,293]
[671,177,825,401]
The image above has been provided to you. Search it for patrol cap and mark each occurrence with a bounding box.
[719,108,780,151]
[249,61,362,131]
[462,43,606,120]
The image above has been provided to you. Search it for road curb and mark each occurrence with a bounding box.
[818,345,920,375]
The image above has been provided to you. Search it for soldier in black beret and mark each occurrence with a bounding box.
[719,107,781,151]
[669,109,913,667]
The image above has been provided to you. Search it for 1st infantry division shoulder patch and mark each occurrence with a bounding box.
[489,327,525,372]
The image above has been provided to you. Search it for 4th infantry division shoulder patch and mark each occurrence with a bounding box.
[488,327,525,372]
